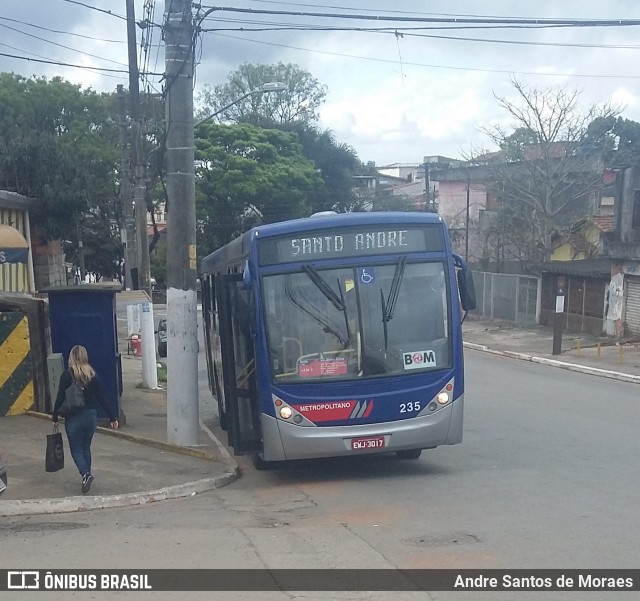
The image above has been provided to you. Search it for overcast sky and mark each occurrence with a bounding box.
[2,1,640,166]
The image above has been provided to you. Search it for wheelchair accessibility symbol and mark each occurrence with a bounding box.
[358,268,375,284]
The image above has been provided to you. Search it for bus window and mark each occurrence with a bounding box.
[262,261,451,382]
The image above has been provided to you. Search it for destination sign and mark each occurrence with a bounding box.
[259,225,444,265]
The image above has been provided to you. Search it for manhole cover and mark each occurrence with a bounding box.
[404,532,481,547]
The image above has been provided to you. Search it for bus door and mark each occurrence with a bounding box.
[216,273,262,454]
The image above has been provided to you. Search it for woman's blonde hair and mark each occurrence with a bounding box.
[68,345,95,387]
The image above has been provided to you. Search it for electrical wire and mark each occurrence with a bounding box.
[199,22,640,50]
[59,0,127,21]
[0,16,125,43]
[0,49,130,75]
[205,32,640,80]
[0,22,129,68]
[198,6,640,27]
[242,0,615,21]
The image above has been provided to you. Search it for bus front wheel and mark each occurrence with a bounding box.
[396,449,422,459]
[213,369,227,431]
[253,454,274,471]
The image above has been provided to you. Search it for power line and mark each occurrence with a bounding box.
[0,50,132,74]
[59,0,127,21]
[401,30,640,49]
[0,23,130,68]
[242,0,615,21]
[207,32,640,80]
[200,22,640,50]
[0,16,125,43]
[200,6,640,27]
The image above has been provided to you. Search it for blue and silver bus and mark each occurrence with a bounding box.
[201,212,476,468]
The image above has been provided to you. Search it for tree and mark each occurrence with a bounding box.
[0,73,121,275]
[196,63,327,125]
[194,123,324,257]
[477,78,619,261]
[583,115,640,168]
[371,192,417,212]
[275,122,363,213]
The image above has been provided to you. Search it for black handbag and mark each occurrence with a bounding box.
[60,380,85,417]
[45,427,65,473]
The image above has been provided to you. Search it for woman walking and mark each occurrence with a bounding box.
[52,345,118,494]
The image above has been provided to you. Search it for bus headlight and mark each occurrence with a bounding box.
[279,406,293,419]
[436,392,450,405]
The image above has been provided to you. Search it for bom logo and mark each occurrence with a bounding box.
[403,350,436,370]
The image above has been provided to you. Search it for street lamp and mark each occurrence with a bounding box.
[195,82,287,127]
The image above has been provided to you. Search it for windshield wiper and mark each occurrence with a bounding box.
[285,274,348,346]
[303,265,351,345]
[303,265,345,311]
[381,256,407,350]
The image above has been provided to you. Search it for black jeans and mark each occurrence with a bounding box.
[64,408,98,476]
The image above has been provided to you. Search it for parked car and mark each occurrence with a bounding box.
[156,318,199,358]
[157,318,167,358]
[0,454,7,496]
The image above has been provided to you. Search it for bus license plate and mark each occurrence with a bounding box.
[351,436,385,450]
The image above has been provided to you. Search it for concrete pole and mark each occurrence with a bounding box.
[116,84,136,291]
[164,0,199,445]
[465,178,470,261]
[140,301,157,387]
[126,0,157,389]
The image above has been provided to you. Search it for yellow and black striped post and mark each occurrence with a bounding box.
[0,311,34,416]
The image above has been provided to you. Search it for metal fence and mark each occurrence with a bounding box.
[471,271,539,326]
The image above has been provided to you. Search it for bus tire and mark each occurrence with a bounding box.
[396,449,422,459]
[217,402,227,431]
[252,454,273,471]
[214,368,227,431]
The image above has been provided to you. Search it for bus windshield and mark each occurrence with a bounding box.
[263,261,451,382]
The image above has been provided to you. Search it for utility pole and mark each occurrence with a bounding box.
[117,84,136,291]
[465,177,470,261]
[422,163,429,211]
[126,0,157,389]
[164,0,199,445]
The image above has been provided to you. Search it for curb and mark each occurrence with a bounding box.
[1,413,242,516]
[0,470,239,517]
[463,342,640,384]
[26,411,220,462]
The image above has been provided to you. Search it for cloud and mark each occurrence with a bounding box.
[3,0,640,164]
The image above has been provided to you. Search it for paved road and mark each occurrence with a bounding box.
[4,350,639,600]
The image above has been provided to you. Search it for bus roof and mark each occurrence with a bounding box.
[201,211,443,273]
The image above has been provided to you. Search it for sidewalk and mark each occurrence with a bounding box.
[463,318,640,382]
[0,348,238,517]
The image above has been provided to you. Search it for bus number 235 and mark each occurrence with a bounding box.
[400,402,421,413]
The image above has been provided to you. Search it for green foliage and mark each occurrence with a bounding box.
[500,127,539,161]
[157,363,167,383]
[64,211,123,280]
[194,123,323,257]
[150,244,167,288]
[371,193,418,212]
[275,122,363,213]
[0,73,119,241]
[197,62,327,125]
[195,63,364,222]
[0,73,123,280]
[584,116,640,168]
[478,79,623,261]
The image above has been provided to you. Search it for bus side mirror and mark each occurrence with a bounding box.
[453,254,477,312]
[242,261,252,290]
